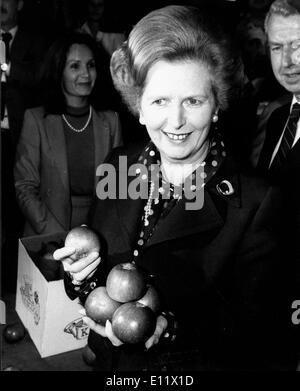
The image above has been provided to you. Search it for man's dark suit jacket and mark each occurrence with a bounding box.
[257,97,300,342]
[5,28,47,146]
[257,98,292,177]
[256,97,300,219]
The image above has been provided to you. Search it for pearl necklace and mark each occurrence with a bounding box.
[62,106,92,133]
[144,181,155,226]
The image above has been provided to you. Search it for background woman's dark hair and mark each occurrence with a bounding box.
[39,31,111,114]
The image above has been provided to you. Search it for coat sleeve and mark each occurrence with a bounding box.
[14,109,65,235]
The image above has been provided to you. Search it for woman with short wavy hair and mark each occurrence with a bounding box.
[111,6,243,116]
[55,6,290,371]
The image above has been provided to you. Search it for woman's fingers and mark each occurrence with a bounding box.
[53,247,100,279]
[67,254,101,282]
[85,268,98,281]
[66,251,100,273]
[82,316,107,337]
[53,246,76,261]
[105,320,123,347]
[81,317,123,347]
[145,315,168,350]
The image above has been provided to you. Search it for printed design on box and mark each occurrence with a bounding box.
[20,274,41,325]
[64,317,89,340]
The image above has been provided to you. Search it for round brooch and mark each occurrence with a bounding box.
[216,180,234,196]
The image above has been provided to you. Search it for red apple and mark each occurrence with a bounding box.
[106,263,147,303]
[137,284,161,313]
[84,286,121,325]
[3,323,26,343]
[64,226,100,261]
[112,302,156,344]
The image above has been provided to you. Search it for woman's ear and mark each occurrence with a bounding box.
[139,111,145,125]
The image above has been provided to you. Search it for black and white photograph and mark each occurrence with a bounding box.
[0,0,299,379]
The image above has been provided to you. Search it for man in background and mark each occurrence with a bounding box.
[257,0,300,368]
[1,0,47,293]
[79,0,125,57]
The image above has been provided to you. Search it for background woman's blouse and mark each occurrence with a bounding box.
[63,105,95,196]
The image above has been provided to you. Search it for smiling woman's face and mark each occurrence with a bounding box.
[62,43,97,107]
[139,60,217,165]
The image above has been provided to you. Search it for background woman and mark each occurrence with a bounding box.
[14,32,123,236]
[55,6,292,370]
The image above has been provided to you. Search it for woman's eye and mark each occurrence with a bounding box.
[153,99,166,106]
[88,61,96,69]
[70,63,80,70]
[186,98,202,106]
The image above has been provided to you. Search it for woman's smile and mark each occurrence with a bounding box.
[162,130,193,142]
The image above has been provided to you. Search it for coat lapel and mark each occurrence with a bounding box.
[44,114,70,193]
[114,151,146,246]
[146,164,241,247]
[114,153,241,249]
[10,29,27,61]
[258,103,291,171]
[146,191,224,247]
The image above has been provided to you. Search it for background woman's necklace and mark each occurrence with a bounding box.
[62,105,92,133]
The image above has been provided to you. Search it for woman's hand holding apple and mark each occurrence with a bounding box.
[80,307,168,349]
[53,226,101,285]
[53,246,101,284]
[79,307,124,346]
[144,314,168,350]
[81,261,168,348]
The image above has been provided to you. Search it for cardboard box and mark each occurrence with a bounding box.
[15,232,89,358]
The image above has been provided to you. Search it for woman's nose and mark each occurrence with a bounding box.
[167,105,186,129]
[81,65,90,78]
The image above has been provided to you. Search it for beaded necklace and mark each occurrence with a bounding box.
[132,133,226,262]
[62,105,92,133]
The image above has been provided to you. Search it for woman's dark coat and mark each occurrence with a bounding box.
[66,145,295,370]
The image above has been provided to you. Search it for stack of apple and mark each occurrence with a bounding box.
[84,262,160,344]
[64,226,160,344]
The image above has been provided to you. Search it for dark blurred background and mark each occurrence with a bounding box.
[17,0,262,39]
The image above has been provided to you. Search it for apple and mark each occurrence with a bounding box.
[3,366,21,371]
[84,286,121,325]
[3,323,26,343]
[137,284,161,313]
[112,302,156,344]
[106,262,147,303]
[64,226,100,261]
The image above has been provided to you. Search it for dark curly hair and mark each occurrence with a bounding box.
[110,5,244,117]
